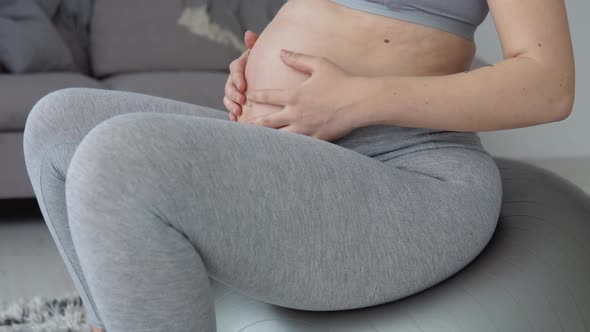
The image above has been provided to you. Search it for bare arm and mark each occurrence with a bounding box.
[353,0,575,132]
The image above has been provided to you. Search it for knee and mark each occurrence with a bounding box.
[25,88,99,134]
[23,88,103,187]
[64,112,170,209]
[65,113,147,205]
[65,113,166,235]
[24,88,101,156]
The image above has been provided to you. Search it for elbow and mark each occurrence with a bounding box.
[551,87,575,122]
[528,57,576,123]
[548,63,576,122]
[541,69,576,123]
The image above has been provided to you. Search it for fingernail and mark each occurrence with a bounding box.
[280,49,292,57]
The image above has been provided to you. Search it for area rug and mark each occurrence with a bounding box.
[0,293,90,332]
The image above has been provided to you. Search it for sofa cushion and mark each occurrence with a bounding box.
[0,73,104,131]
[90,0,241,77]
[0,0,77,73]
[103,71,228,111]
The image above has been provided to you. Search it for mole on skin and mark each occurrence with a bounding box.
[384,39,390,43]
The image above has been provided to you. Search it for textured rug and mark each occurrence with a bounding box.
[0,293,90,332]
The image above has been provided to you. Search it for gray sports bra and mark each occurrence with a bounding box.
[328,0,489,40]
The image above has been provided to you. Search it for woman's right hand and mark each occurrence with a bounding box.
[224,30,259,121]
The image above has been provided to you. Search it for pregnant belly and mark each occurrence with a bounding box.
[236,0,476,124]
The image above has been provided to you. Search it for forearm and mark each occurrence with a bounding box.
[352,56,575,132]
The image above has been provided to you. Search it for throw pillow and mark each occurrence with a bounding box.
[179,0,287,53]
[0,0,76,73]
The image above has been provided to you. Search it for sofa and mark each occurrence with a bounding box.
[0,0,282,199]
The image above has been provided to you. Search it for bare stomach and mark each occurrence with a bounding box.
[237,0,477,124]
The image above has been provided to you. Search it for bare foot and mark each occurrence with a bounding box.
[92,327,106,332]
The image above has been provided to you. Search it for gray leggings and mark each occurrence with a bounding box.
[23,88,502,331]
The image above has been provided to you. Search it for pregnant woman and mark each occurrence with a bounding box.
[23,0,574,331]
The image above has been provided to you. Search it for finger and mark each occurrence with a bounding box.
[223,96,241,116]
[250,110,292,129]
[230,85,246,105]
[229,112,237,122]
[225,75,246,105]
[223,95,234,115]
[229,78,247,104]
[244,30,259,49]
[223,94,232,114]
[247,88,293,106]
[279,49,323,75]
[224,75,234,100]
[229,50,250,92]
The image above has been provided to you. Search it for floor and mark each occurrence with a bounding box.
[1,158,590,307]
[0,200,78,305]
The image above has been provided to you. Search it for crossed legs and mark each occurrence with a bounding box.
[24,88,502,331]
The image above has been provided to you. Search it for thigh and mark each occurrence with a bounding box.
[67,111,503,311]
[34,87,229,126]
[24,87,229,181]
[386,146,503,196]
[25,87,228,152]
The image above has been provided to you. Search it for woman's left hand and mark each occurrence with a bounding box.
[244,49,364,142]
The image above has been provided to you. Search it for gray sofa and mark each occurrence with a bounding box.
[0,0,270,199]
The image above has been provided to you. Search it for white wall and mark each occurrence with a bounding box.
[473,0,590,193]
